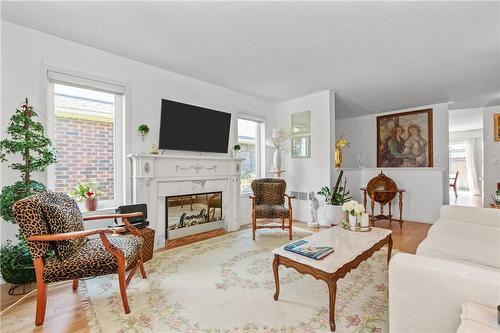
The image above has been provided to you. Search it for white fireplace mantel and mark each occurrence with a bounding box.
[128,153,244,249]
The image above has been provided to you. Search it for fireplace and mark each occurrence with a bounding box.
[166,191,222,239]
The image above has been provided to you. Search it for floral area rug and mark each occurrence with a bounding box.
[82,228,390,333]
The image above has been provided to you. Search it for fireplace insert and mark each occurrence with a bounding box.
[166,192,222,238]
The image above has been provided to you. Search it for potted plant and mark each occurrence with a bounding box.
[138,124,150,141]
[0,99,56,290]
[318,178,352,225]
[233,144,241,157]
[70,181,102,211]
[491,189,500,209]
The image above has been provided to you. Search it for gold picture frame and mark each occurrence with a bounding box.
[494,113,500,142]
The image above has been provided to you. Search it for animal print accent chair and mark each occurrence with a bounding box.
[251,178,289,218]
[12,192,143,283]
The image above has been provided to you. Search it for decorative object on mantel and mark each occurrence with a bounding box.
[138,124,150,141]
[268,169,286,179]
[308,192,320,227]
[335,134,349,168]
[70,180,102,212]
[233,144,241,158]
[266,128,290,171]
[318,170,351,226]
[494,113,500,141]
[377,108,433,167]
[361,171,405,228]
[490,189,500,209]
[0,98,56,292]
[150,144,159,154]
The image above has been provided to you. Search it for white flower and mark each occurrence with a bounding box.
[354,203,365,214]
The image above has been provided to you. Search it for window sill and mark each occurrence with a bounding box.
[81,207,117,218]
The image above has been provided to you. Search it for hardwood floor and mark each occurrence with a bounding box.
[0,220,430,332]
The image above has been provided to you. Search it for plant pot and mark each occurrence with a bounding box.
[324,204,346,226]
[273,150,282,171]
[85,198,98,211]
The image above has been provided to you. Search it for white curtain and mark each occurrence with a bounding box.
[465,138,481,196]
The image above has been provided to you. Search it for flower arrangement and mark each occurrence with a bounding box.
[342,200,365,216]
[70,181,102,200]
[265,128,290,152]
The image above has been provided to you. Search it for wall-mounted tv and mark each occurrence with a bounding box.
[159,99,232,153]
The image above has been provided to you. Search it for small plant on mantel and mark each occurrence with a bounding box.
[138,124,150,141]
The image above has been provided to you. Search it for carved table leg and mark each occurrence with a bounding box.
[398,192,404,229]
[327,279,338,331]
[387,235,393,264]
[273,255,280,301]
[388,201,392,226]
[370,192,375,226]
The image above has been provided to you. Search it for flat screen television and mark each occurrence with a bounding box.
[159,99,232,153]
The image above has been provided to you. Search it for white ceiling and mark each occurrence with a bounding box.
[448,108,483,132]
[2,2,500,118]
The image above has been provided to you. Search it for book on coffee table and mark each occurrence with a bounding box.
[284,240,334,260]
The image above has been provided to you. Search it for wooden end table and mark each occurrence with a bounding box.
[272,227,392,332]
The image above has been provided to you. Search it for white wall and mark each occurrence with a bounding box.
[483,105,500,206]
[335,103,450,223]
[0,21,276,243]
[275,90,335,223]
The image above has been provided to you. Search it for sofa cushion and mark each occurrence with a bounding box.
[417,219,500,270]
[440,205,500,228]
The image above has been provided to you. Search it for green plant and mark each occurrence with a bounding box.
[233,144,241,151]
[138,124,150,135]
[317,179,352,205]
[0,99,56,223]
[0,236,36,284]
[69,180,102,200]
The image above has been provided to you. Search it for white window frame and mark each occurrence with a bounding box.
[43,66,127,211]
[237,113,265,194]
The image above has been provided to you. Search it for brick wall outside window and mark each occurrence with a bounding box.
[54,116,115,200]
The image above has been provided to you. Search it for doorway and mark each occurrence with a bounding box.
[448,108,483,207]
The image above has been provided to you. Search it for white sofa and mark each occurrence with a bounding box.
[389,205,500,333]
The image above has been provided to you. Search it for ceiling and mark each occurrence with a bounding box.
[2,1,500,118]
[448,108,483,132]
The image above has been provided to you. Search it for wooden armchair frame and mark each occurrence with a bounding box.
[29,212,147,326]
[250,193,295,240]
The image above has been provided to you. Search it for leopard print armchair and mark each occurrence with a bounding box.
[250,178,294,240]
[12,192,147,326]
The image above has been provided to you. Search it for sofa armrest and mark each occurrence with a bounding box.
[439,205,500,227]
[389,253,500,333]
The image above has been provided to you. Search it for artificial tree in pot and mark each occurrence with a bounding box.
[318,170,352,225]
[0,99,56,291]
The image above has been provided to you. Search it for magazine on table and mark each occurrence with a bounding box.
[284,240,334,260]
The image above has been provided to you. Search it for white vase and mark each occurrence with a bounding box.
[349,214,358,228]
[273,150,282,171]
[325,204,346,226]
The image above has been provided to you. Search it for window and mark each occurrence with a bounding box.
[238,117,264,193]
[449,143,469,192]
[47,70,125,209]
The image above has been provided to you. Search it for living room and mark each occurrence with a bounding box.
[1,2,499,333]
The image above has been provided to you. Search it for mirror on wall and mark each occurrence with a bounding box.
[291,110,311,158]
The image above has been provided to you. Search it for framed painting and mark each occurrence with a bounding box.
[377,109,433,167]
[494,113,500,142]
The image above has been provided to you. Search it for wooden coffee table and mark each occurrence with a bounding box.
[272,226,393,331]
